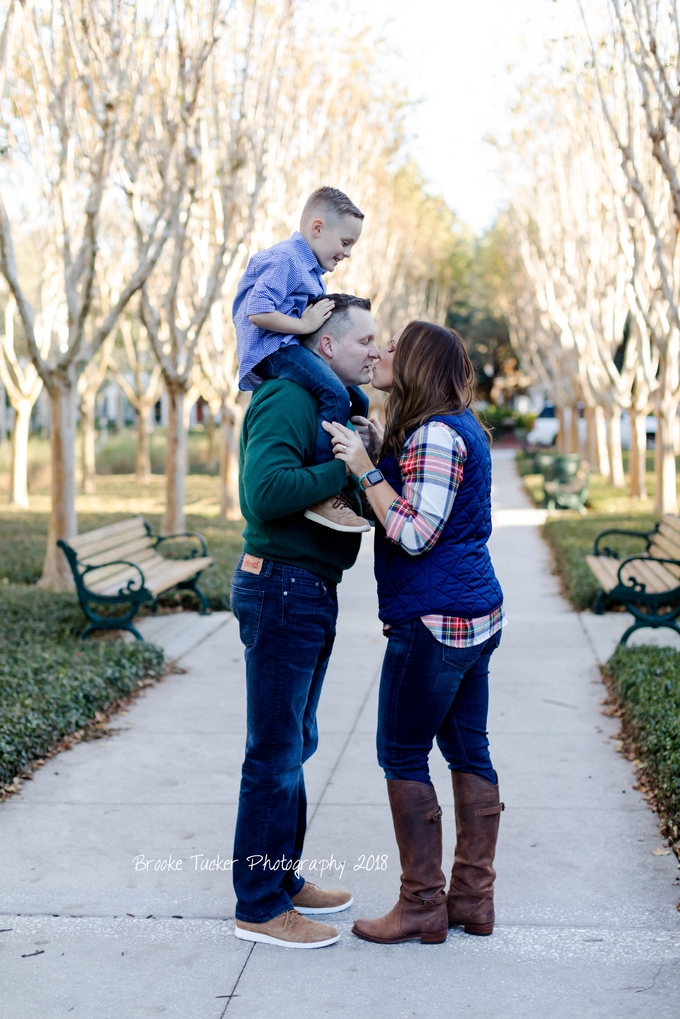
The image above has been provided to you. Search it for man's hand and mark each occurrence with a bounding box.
[300,298,335,334]
[350,415,384,460]
[322,420,374,477]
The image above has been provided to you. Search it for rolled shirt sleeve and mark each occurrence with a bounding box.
[385,421,466,556]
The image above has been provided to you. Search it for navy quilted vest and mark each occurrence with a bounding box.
[374,408,503,625]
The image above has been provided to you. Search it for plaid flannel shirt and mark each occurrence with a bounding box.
[384,420,506,648]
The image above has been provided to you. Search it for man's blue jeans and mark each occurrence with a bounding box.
[230,556,338,922]
[256,344,369,463]
[377,619,501,786]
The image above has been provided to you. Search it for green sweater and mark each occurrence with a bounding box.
[239,379,363,583]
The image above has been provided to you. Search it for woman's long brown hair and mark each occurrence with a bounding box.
[381,321,477,459]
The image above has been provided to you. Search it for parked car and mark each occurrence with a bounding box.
[527,404,559,446]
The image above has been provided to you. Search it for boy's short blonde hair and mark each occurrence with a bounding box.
[301,187,364,225]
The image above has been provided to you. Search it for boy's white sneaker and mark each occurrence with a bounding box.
[234,909,340,948]
[305,494,371,532]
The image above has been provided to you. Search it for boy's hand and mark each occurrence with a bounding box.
[300,298,335,334]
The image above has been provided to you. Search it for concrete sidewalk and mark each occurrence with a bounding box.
[1,450,679,1019]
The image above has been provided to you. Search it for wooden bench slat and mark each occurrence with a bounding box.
[618,559,676,593]
[652,521,680,550]
[73,525,150,559]
[82,548,161,590]
[641,558,680,589]
[69,515,147,552]
[585,555,620,592]
[661,513,680,537]
[79,535,156,567]
[89,555,213,597]
[146,557,214,596]
[649,531,680,576]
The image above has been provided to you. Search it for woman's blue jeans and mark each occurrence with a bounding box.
[377,619,501,786]
[230,556,338,922]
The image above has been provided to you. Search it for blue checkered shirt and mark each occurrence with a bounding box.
[233,232,327,391]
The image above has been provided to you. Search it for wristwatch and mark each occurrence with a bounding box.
[359,468,385,490]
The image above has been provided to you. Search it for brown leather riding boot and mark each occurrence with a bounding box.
[352,780,448,945]
[447,771,504,936]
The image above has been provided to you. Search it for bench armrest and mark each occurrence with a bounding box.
[616,554,680,590]
[153,530,209,558]
[81,559,147,593]
[593,526,657,558]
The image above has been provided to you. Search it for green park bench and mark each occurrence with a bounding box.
[518,451,591,513]
[58,515,213,641]
[586,514,680,643]
[543,461,591,514]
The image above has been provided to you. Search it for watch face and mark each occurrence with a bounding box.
[367,470,383,486]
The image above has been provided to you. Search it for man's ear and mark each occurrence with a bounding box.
[318,333,334,359]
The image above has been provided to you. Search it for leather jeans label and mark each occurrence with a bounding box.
[241,554,263,575]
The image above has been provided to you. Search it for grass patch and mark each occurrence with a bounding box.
[0,586,165,788]
[605,645,680,846]
[542,512,657,610]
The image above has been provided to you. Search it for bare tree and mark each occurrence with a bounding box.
[0,291,51,505]
[582,0,680,512]
[110,317,162,484]
[142,1,292,533]
[0,1,223,587]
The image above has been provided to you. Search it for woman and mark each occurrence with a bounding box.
[324,321,505,946]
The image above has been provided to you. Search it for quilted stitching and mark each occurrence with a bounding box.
[375,409,503,623]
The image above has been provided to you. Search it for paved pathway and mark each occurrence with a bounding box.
[1,450,679,1018]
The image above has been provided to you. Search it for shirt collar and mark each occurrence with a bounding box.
[290,231,326,275]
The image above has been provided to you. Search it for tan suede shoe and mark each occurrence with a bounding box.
[305,494,371,532]
[291,881,353,914]
[234,909,340,949]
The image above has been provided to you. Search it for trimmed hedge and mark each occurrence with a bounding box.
[606,645,680,842]
[542,512,657,610]
[0,586,164,787]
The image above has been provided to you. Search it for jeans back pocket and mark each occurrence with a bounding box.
[230,587,265,648]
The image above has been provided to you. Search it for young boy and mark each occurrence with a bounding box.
[232,186,370,533]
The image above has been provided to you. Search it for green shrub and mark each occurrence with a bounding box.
[606,645,680,840]
[542,513,657,610]
[0,586,164,786]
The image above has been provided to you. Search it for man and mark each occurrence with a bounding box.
[230,293,379,948]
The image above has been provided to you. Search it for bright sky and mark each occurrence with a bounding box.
[356,0,574,234]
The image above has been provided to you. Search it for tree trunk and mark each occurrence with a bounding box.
[0,382,7,446]
[10,396,31,508]
[654,397,679,515]
[207,405,217,472]
[136,404,152,484]
[607,404,625,489]
[628,410,648,499]
[554,406,565,452]
[584,405,596,468]
[116,384,125,432]
[593,404,610,478]
[162,382,187,535]
[219,402,243,520]
[38,376,78,590]
[570,405,580,454]
[80,393,97,494]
